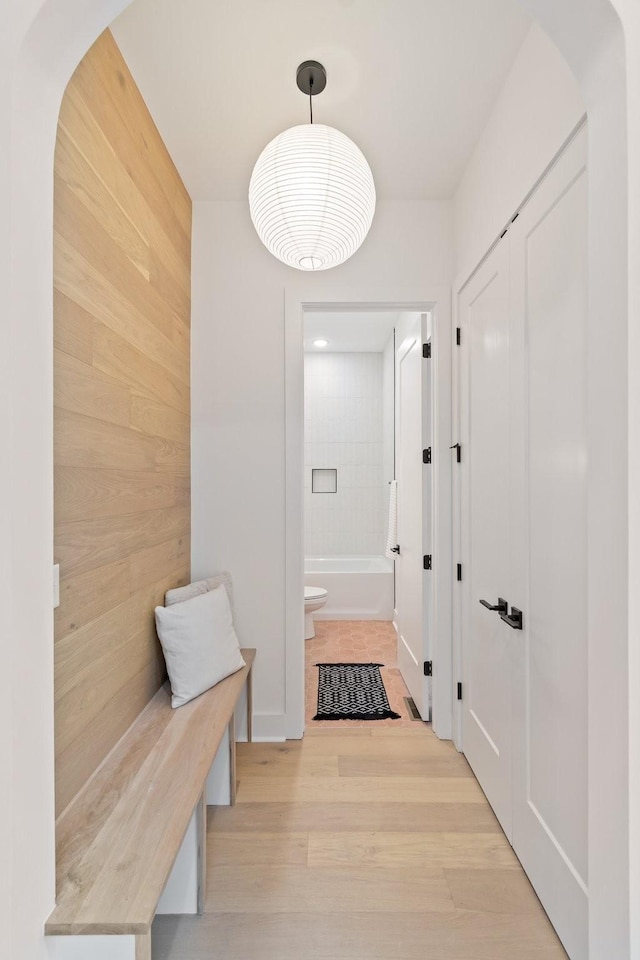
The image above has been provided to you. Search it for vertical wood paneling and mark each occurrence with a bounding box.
[53,29,191,817]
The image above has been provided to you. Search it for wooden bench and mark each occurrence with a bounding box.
[45,649,255,960]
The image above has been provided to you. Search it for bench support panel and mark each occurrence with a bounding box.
[206,726,232,805]
[206,685,252,806]
[136,932,152,960]
[48,934,144,960]
[156,793,204,916]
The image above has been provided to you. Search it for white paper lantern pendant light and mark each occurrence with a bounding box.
[249,61,376,271]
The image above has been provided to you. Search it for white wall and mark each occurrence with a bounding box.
[619,0,640,947]
[1,2,637,959]
[191,198,452,736]
[0,15,12,953]
[454,23,585,285]
[453,11,632,956]
[304,352,385,557]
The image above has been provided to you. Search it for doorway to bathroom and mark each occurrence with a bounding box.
[284,292,452,742]
[302,310,432,728]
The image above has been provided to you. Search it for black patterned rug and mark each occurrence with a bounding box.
[313,663,401,721]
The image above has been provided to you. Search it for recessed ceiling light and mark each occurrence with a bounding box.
[313,339,329,348]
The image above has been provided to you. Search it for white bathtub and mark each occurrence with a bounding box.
[304,555,394,620]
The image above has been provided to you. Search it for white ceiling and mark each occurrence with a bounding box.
[111,0,530,202]
[303,312,398,353]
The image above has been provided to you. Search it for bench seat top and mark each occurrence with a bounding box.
[46,649,255,936]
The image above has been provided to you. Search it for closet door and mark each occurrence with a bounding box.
[509,127,588,960]
[459,239,513,836]
[395,314,429,719]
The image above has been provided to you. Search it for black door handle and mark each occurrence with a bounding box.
[500,606,523,630]
[479,597,508,615]
[390,545,400,554]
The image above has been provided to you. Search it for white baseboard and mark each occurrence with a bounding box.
[314,610,394,621]
[252,712,287,742]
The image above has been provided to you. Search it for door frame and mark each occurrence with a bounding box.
[395,312,434,720]
[284,287,452,740]
[455,237,514,828]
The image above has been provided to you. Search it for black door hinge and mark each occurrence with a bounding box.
[457,682,463,701]
[457,563,462,582]
[450,442,461,463]
[424,661,433,677]
[456,327,461,346]
[423,342,431,359]
[423,554,432,570]
[423,447,432,464]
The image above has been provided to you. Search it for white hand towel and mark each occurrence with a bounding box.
[385,480,399,560]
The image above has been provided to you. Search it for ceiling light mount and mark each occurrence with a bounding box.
[248,58,375,272]
[296,61,327,98]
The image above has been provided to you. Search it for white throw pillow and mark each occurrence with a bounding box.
[165,572,235,623]
[155,585,246,708]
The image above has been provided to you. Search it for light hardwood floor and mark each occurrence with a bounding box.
[152,725,567,959]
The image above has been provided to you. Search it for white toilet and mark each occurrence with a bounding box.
[304,585,328,640]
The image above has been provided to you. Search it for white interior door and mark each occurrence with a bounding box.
[459,239,513,835]
[509,129,588,960]
[458,126,588,960]
[395,314,429,718]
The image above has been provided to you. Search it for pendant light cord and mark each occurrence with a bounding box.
[309,75,314,124]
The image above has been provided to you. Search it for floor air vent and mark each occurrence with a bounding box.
[404,696,422,721]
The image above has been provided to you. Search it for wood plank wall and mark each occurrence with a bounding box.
[53,30,192,817]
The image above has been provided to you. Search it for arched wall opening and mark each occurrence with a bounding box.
[1,1,636,958]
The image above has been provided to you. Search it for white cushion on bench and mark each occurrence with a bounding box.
[165,571,235,623]
[155,585,245,708]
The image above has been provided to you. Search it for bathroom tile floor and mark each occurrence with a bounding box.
[305,619,417,728]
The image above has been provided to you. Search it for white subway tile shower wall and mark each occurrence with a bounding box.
[304,353,386,556]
